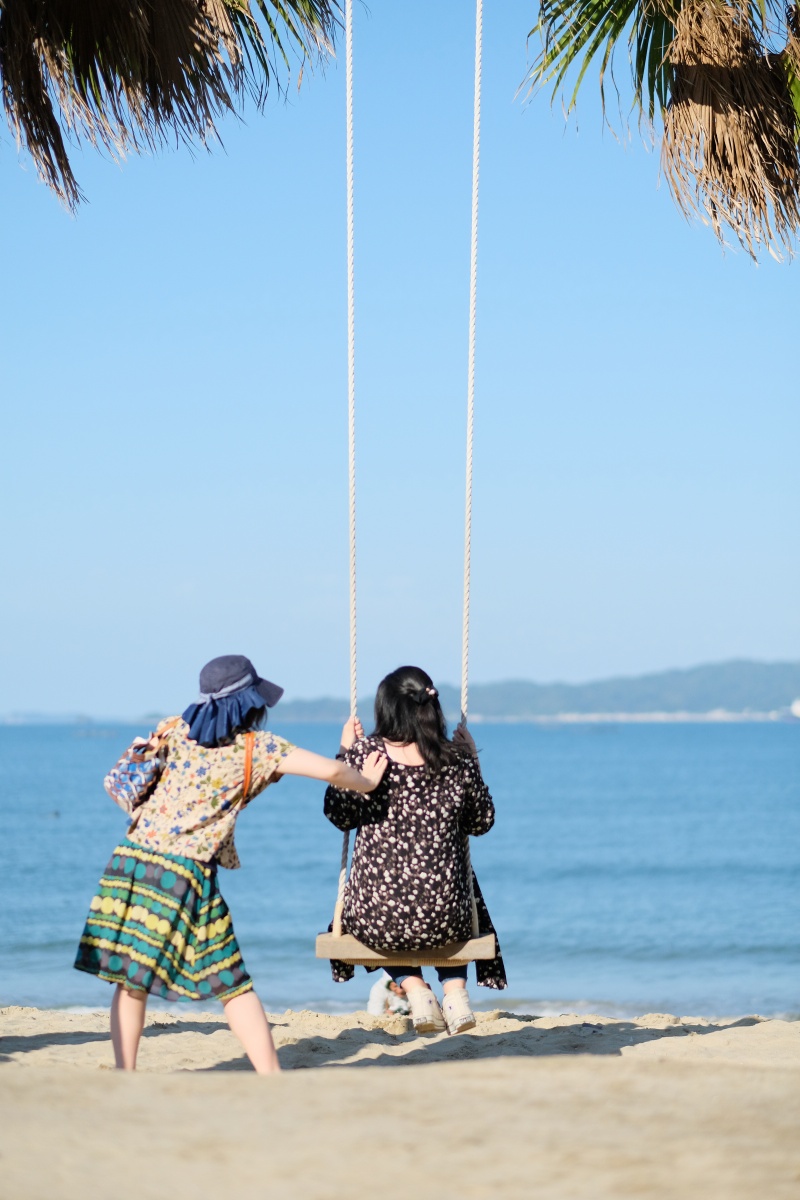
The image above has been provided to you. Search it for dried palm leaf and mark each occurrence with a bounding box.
[0,0,339,208]
[528,0,800,258]
[663,0,800,257]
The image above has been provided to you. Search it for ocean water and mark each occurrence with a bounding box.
[1,722,797,1018]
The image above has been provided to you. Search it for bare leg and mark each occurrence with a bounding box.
[395,974,466,996]
[222,990,281,1074]
[110,984,148,1070]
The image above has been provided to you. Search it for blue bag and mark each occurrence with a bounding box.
[104,718,179,816]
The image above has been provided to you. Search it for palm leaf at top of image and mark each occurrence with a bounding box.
[531,0,677,119]
[663,0,800,258]
[783,4,800,125]
[527,0,800,259]
[0,0,340,209]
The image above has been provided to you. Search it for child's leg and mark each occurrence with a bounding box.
[384,966,427,991]
[384,968,445,1033]
[110,984,148,1069]
[222,989,280,1074]
[437,967,476,1033]
[436,965,469,995]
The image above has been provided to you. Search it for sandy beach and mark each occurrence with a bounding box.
[1,1006,798,1199]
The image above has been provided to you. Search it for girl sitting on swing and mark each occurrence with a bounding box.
[324,665,506,1036]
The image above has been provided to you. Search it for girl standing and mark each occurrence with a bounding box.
[75,654,386,1073]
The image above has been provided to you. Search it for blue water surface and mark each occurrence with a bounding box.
[1,722,797,1017]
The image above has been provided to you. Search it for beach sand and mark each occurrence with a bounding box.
[1,1006,798,1199]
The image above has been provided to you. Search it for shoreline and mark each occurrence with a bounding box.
[8,999,799,1023]
[468,710,799,724]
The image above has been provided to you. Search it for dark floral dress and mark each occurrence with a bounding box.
[323,737,507,989]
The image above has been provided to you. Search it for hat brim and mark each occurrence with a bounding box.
[255,678,284,708]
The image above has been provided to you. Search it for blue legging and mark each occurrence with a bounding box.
[384,964,468,988]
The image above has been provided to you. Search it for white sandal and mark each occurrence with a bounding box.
[406,987,446,1034]
[442,989,477,1035]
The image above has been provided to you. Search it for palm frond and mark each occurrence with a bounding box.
[785,3,800,129]
[528,0,675,120]
[527,0,800,256]
[663,0,800,256]
[0,0,341,208]
[631,2,677,120]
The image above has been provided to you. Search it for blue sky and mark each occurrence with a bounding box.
[0,0,797,718]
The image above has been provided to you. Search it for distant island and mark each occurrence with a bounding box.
[5,659,797,725]
[277,660,800,723]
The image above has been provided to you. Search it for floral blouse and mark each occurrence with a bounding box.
[324,737,507,989]
[126,718,294,868]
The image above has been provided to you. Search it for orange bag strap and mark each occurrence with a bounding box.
[242,731,255,801]
[155,716,181,743]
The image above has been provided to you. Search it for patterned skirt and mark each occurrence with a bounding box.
[74,839,253,1002]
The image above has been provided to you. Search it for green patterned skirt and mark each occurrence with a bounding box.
[74,839,253,1002]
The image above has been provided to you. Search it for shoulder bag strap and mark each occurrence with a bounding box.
[242,731,255,801]
[155,716,181,742]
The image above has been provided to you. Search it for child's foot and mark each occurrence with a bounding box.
[406,987,446,1034]
[442,989,477,1035]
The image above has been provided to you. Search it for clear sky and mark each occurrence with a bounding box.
[0,1,797,718]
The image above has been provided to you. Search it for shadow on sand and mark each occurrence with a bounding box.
[0,1014,761,1070]
[0,1017,231,1062]
[198,1014,762,1072]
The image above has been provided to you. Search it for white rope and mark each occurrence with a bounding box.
[464,838,480,937]
[334,0,485,947]
[346,0,357,722]
[460,0,484,935]
[333,826,348,938]
[337,0,357,931]
[460,0,483,726]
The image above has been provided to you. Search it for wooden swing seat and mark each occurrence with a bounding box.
[315,932,496,967]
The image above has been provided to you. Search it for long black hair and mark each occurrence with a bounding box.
[372,666,465,773]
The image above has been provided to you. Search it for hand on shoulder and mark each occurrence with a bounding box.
[360,749,388,792]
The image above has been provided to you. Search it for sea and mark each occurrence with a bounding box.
[1,722,798,1019]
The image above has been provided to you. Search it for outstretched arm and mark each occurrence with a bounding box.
[277,747,386,794]
[323,731,378,831]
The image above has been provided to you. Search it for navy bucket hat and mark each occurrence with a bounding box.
[182,654,283,747]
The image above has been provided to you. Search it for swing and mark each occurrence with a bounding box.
[315,0,495,971]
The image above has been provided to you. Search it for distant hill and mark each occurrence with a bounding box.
[275,660,800,722]
[3,661,798,724]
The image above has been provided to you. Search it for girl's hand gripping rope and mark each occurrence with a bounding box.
[340,715,365,751]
